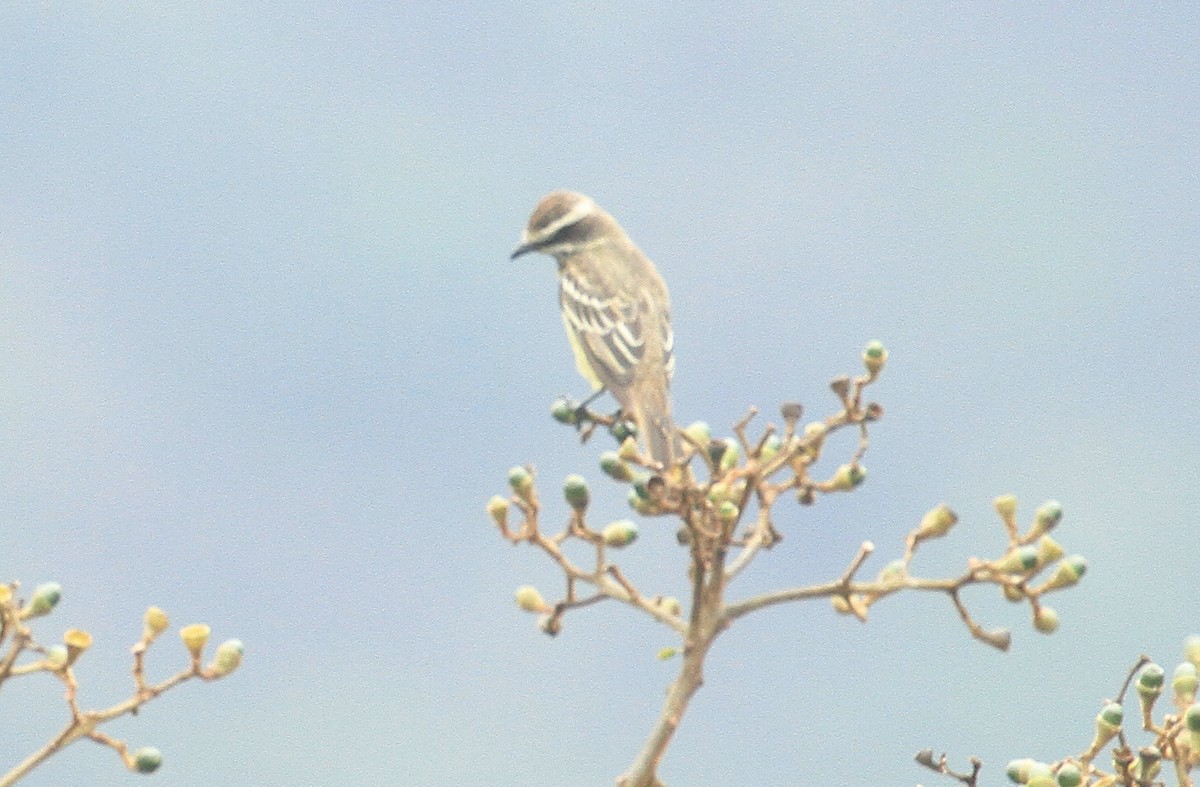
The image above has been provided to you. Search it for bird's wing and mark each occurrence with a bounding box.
[660,310,675,382]
[559,266,644,389]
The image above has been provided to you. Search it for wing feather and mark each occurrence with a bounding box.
[559,268,644,387]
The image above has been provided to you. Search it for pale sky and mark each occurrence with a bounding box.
[2,4,1198,785]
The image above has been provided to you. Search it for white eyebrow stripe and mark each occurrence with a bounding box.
[536,197,595,239]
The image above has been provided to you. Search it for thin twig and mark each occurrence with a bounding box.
[0,664,202,786]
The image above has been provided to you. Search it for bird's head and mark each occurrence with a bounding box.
[511,191,615,261]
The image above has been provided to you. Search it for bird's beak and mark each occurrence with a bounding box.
[510,241,536,260]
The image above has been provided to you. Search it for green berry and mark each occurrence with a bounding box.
[514,586,547,613]
[1186,702,1200,732]
[862,340,888,374]
[599,451,634,482]
[26,582,62,617]
[612,419,636,442]
[563,475,589,511]
[1033,606,1059,633]
[507,466,533,497]
[133,747,163,774]
[1034,500,1063,531]
[1097,701,1123,731]
[682,421,711,448]
[602,520,638,548]
[759,434,782,462]
[1006,758,1036,783]
[1055,763,1081,786]
[550,397,577,424]
[210,639,245,677]
[1137,663,1165,695]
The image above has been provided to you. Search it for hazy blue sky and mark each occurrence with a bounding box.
[2,4,1198,785]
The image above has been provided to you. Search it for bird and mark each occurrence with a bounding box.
[511,191,678,465]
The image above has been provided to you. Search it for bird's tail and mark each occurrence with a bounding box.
[630,379,680,467]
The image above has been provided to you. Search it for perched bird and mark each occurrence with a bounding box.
[511,191,678,465]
